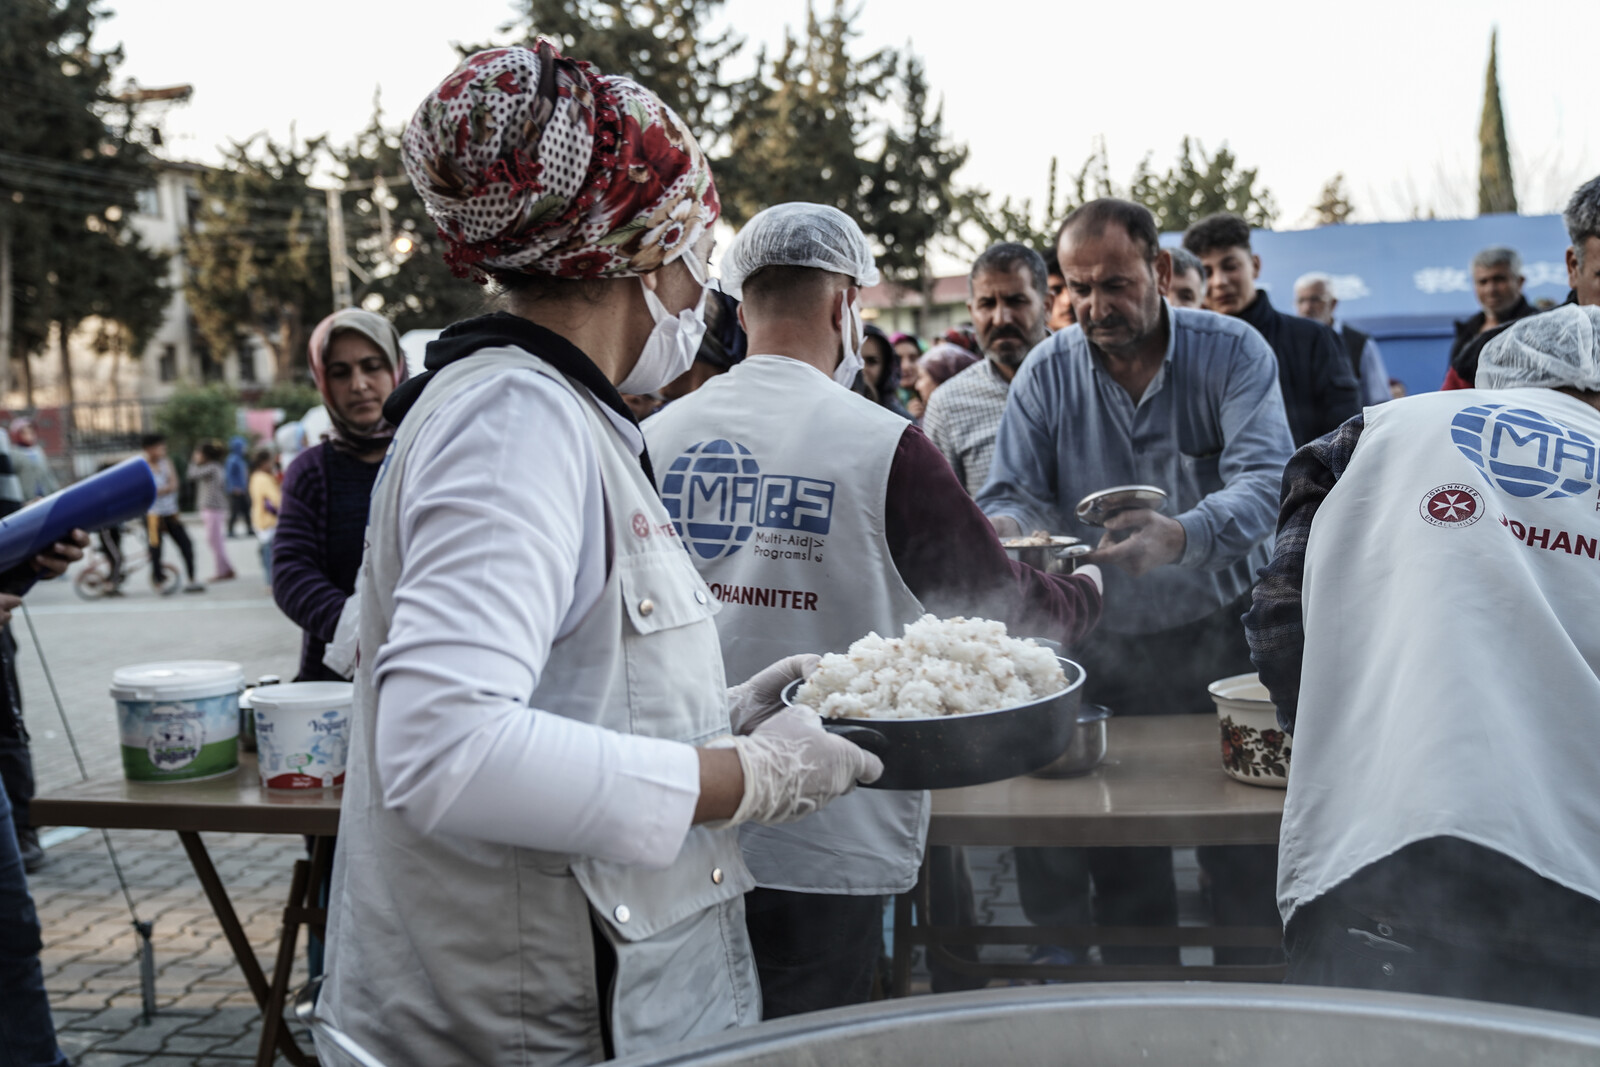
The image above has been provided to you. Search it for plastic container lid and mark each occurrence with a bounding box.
[249,681,354,712]
[111,661,244,702]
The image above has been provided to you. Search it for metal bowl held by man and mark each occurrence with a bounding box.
[782,665,1084,791]
[1000,533,1093,574]
[1074,485,1169,536]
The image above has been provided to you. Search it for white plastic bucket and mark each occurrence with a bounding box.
[111,661,244,783]
[250,682,352,790]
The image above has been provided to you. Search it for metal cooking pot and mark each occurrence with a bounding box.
[609,983,1600,1067]
[1028,703,1110,778]
[781,657,1085,791]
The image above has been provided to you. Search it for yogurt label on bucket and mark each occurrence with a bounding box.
[255,704,349,790]
[146,706,206,771]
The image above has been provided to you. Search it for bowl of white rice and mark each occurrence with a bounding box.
[783,615,1086,790]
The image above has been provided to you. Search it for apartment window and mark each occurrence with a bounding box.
[237,346,257,384]
[136,186,161,218]
[158,344,178,382]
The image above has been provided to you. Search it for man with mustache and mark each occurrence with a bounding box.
[1183,213,1360,446]
[981,198,1295,967]
[924,243,1053,496]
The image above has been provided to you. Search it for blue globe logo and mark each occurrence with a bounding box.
[660,440,762,560]
[1452,404,1598,500]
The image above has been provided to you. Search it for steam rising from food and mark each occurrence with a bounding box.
[795,615,1067,719]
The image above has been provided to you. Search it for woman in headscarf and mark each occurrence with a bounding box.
[915,342,982,407]
[316,43,878,1067]
[271,309,407,681]
[860,323,911,420]
[890,332,924,416]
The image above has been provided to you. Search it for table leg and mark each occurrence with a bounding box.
[256,836,334,1067]
[178,831,315,1067]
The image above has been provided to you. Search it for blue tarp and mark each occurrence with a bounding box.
[1161,214,1574,393]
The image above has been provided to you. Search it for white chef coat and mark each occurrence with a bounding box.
[374,367,699,866]
[1281,387,1600,925]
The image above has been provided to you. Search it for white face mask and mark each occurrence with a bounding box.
[618,250,710,396]
[833,293,864,388]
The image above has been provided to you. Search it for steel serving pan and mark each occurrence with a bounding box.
[1074,485,1168,527]
[1027,703,1110,778]
[781,656,1085,791]
[1001,535,1091,574]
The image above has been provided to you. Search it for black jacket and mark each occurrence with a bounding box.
[1447,295,1539,384]
[1451,292,1576,388]
[1235,291,1362,447]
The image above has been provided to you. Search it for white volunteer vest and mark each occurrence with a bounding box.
[319,348,759,1067]
[1282,387,1600,925]
[645,355,930,895]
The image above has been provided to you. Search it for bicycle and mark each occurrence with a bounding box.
[73,534,182,600]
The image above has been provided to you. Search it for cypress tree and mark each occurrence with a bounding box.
[1477,29,1517,215]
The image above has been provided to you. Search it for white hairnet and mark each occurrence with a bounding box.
[1478,305,1600,392]
[718,202,881,299]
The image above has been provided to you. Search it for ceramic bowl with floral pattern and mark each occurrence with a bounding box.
[1208,672,1291,788]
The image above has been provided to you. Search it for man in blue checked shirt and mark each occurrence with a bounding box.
[980,197,1294,968]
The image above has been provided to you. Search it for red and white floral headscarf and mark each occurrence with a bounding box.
[402,42,719,283]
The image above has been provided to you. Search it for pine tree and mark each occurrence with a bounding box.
[1477,29,1517,215]
[1311,173,1355,226]
[182,134,332,384]
[718,1,894,226]
[0,0,170,403]
[862,54,967,305]
[1127,138,1278,232]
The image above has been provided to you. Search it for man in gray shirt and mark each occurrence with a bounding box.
[980,198,1294,965]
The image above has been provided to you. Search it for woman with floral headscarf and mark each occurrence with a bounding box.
[271,309,407,682]
[316,42,878,1067]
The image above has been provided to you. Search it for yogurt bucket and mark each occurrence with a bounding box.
[112,661,244,783]
[251,682,352,790]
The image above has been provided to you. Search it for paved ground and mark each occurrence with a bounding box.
[17,516,1206,1064]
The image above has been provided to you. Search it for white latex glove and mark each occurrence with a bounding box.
[727,653,820,735]
[321,594,360,680]
[725,706,883,826]
[1074,563,1104,595]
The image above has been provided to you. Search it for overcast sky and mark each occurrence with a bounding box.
[102,0,1599,244]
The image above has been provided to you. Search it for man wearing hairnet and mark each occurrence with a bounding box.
[1246,305,1600,1014]
[645,203,1106,1015]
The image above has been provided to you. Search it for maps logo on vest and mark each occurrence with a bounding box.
[660,440,836,561]
[1451,404,1598,500]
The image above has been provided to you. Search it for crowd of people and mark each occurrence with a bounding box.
[6,31,1600,1067]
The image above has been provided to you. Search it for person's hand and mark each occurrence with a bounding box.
[1083,510,1185,577]
[988,514,1024,539]
[0,593,20,626]
[32,528,89,581]
[906,396,925,420]
[724,707,883,826]
[728,653,820,735]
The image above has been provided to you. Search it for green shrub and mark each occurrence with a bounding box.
[257,381,323,424]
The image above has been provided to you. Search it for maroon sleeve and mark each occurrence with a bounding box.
[882,425,1102,647]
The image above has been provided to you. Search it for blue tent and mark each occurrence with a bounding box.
[1162,215,1573,394]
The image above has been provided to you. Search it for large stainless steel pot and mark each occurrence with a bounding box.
[609,983,1600,1067]
[783,657,1085,791]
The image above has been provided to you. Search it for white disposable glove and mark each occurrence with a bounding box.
[725,706,883,826]
[727,653,820,735]
[321,594,360,681]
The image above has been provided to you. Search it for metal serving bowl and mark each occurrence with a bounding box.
[608,983,1600,1067]
[1027,703,1110,778]
[781,657,1086,791]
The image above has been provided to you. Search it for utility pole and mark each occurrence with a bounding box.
[0,215,11,403]
[325,187,353,308]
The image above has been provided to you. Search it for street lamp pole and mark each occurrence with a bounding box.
[324,187,353,309]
